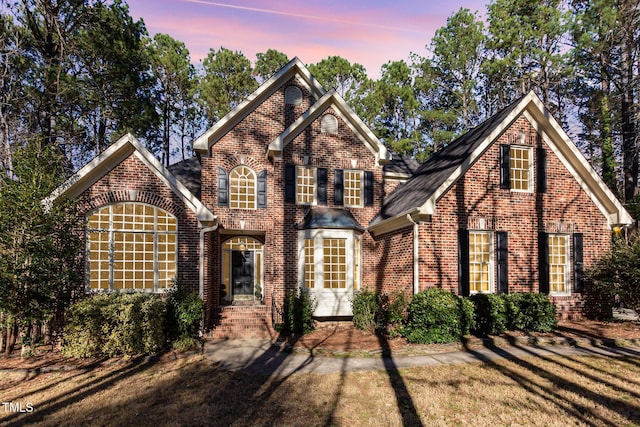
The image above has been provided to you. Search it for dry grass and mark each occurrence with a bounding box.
[1,349,640,426]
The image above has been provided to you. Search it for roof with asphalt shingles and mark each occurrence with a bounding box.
[373,96,526,224]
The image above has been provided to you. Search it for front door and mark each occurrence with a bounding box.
[232,250,254,299]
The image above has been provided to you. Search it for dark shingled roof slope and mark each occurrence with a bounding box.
[373,96,525,224]
[383,154,421,176]
[296,208,364,231]
[167,157,201,199]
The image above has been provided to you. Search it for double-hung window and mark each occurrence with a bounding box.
[509,145,533,192]
[343,169,364,207]
[548,234,570,294]
[469,231,494,293]
[296,166,316,205]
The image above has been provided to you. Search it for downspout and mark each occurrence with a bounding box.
[199,220,219,336]
[406,214,420,295]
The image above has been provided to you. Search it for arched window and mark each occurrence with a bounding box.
[229,165,256,209]
[321,114,339,135]
[86,203,177,291]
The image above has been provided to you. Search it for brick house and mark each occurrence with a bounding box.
[46,58,632,337]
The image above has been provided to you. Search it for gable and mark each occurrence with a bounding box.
[193,57,326,155]
[44,134,216,227]
[370,91,632,236]
[268,89,391,166]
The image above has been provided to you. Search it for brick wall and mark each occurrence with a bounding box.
[415,114,612,318]
[201,75,386,336]
[78,155,202,294]
[371,226,414,299]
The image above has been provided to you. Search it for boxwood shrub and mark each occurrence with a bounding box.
[277,289,316,334]
[352,289,381,333]
[402,288,474,344]
[506,293,557,332]
[469,293,508,336]
[63,293,167,358]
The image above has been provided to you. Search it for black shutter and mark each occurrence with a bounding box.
[496,231,509,294]
[573,233,584,293]
[458,229,470,297]
[537,147,547,193]
[334,169,344,205]
[364,171,374,206]
[538,232,549,294]
[217,167,229,206]
[284,164,295,203]
[257,170,267,208]
[317,168,328,205]
[500,144,511,189]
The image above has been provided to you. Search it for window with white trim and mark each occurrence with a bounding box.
[510,145,533,192]
[303,238,315,289]
[229,165,256,209]
[469,231,493,293]
[298,229,361,290]
[86,203,177,292]
[323,238,347,289]
[343,169,363,207]
[548,234,570,294]
[297,166,316,205]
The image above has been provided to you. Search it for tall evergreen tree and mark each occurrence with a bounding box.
[199,47,257,124]
[148,33,197,165]
[254,49,289,81]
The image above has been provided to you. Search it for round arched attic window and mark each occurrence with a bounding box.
[321,114,339,135]
[285,86,303,106]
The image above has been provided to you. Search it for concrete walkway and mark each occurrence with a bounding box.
[203,338,640,377]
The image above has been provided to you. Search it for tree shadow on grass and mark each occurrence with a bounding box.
[462,344,640,426]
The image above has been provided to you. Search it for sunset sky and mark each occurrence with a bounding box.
[128,0,488,77]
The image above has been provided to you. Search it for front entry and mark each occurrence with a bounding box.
[231,250,254,299]
[222,236,263,303]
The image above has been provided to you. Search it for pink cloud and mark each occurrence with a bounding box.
[129,0,489,78]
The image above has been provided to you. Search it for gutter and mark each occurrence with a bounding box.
[406,214,420,296]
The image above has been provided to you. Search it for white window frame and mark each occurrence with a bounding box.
[86,203,177,293]
[468,230,494,294]
[296,166,317,205]
[343,169,364,208]
[297,229,361,291]
[229,165,257,210]
[510,145,534,193]
[548,234,571,296]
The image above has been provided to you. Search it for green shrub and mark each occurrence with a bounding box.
[277,289,316,334]
[352,290,381,333]
[402,288,473,344]
[589,237,640,314]
[505,293,557,332]
[62,293,167,358]
[470,294,508,335]
[459,296,476,336]
[166,284,203,340]
[382,290,409,328]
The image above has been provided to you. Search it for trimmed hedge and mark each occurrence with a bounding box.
[470,293,557,335]
[402,289,475,344]
[62,293,167,358]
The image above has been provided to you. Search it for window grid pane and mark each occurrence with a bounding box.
[469,232,491,293]
[304,239,315,288]
[344,170,363,207]
[510,146,532,191]
[296,166,316,205]
[549,235,569,293]
[229,166,256,209]
[86,203,177,291]
[323,238,346,289]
